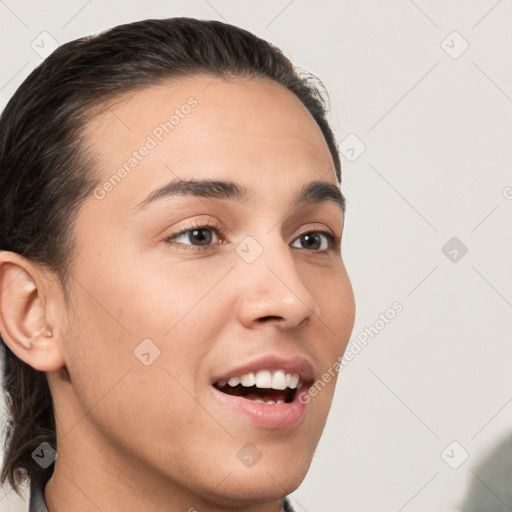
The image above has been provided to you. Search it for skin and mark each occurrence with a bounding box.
[0,75,355,511]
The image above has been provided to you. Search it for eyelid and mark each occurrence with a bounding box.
[164,219,340,252]
[164,218,233,257]
[294,223,335,238]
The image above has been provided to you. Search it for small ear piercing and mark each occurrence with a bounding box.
[40,326,53,338]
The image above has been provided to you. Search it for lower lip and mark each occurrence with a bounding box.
[211,385,309,430]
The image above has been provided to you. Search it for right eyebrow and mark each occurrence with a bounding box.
[134,178,248,211]
[133,178,345,214]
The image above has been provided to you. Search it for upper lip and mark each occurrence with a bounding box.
[211,354,315,385]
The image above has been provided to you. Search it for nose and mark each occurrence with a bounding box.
[235,236,321,330]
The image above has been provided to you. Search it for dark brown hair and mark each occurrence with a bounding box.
[0,17,342,494]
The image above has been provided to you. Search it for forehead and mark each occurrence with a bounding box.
[81,75,336,210]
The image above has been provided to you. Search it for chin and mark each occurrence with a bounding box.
[205,462,310,507]
[223,441,314,500]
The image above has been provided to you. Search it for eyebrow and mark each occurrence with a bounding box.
[134,178,346,214]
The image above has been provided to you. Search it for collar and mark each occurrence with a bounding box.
[29,471,50,512]
[281,496,296,511]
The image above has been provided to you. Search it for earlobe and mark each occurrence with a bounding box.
[0,251,66,372]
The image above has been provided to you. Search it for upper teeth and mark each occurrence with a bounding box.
[218,370,300,390]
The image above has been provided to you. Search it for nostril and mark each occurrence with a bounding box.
[259,315,283,323]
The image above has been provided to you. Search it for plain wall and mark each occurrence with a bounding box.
[1,1,511,510]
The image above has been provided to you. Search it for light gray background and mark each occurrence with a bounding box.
[1,1,511,511]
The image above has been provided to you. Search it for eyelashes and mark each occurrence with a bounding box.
[163,220,340,254]
[165,220,224,251]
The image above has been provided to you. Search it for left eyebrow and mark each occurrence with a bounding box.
[134,178,346,214]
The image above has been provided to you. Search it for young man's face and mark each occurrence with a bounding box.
[46,75,355,508]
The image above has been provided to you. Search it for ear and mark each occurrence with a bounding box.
[0,251,66,372]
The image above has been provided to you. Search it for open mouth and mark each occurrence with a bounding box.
[213,382,297,404]
[211,364,314,429]
[212,370,303,405]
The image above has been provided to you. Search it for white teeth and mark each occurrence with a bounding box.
[254,370,272,388]
[290,374,300,389]
[240,372,255,387]
[253,370,300,390]
[217,371,301,390]
[271,370,287,390]
[228,377,240,387]
[254,399,283,405]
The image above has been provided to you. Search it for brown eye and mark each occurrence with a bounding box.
[167,227,220,247]
[185,228,214,246]
[291,231,334,251]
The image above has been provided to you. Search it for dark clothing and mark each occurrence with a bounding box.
[29,471,50,512]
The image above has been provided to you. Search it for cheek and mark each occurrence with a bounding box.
[305,266,355,403]
[63,312,216,463]
[309,264,355,346]
[112,256,227,339]
[63,270,217,423]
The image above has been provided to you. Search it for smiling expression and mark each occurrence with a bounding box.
[47,74,356,507]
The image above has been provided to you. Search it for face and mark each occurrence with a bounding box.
[47,75,355,507]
